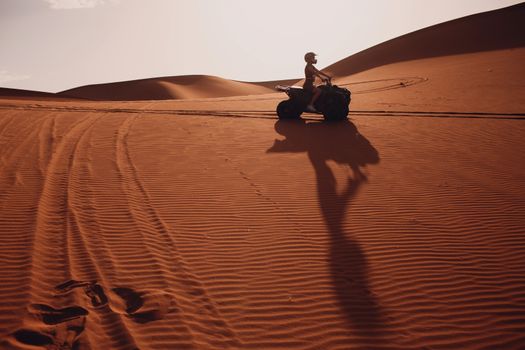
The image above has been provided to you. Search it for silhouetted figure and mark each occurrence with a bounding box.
[268,119,387,344]
[304,52,332,112]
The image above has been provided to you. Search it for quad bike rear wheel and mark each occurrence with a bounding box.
[277,100,302,119]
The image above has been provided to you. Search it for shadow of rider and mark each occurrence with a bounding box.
[267,119,387,342]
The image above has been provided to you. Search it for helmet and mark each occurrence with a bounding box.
[304,52,316,62]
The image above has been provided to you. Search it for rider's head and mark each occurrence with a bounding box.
[304,52,317,64]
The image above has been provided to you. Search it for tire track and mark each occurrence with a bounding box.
[2,102,524,120]
[0,114,52,342]
[115,115,240,348]
[27,113,99,298]
[0,114,48,177]
[0,113,17,139]
[18,114,116,350]
[64,114,141,350]
[37,115,57,178]
[13,112,142,350]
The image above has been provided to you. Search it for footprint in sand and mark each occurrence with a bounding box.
[11,279,159,348]
[12,304,87,349]
[27,304,88,325]
[12,329,54,347]
[55,280,108,308]
[111,287,171,324]
[55,279,171,323]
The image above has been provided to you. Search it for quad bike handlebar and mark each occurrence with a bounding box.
[275,77,332,92]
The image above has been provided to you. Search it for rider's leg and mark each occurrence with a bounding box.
[307,87,321,112]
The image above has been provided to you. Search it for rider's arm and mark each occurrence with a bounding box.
[313,66,331,80]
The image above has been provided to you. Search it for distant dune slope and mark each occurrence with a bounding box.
[57,75,284,101]
[0,88,80,101]
[325,3,525,77]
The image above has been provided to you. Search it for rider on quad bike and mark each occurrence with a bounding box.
[275,53,351,121]
[304,52,331,112]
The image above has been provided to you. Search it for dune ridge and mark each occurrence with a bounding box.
[0,87,81,101]
[324,2,525,78]
[58,75,290,101]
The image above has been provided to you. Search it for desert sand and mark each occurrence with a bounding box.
[1,4,524,350]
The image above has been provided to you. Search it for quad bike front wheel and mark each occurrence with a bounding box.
[322,94,349,121]
[277,100,302,119]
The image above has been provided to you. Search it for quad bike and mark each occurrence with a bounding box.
[275,79,351,121]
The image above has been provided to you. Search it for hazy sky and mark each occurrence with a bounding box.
[1,0,522,92]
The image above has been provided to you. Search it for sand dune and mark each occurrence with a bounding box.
[1,3,525,350]
[58,75,297,101]
[0,87,80,101]
[324,2,525,78]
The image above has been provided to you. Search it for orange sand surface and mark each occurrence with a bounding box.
[1,4,524,350]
